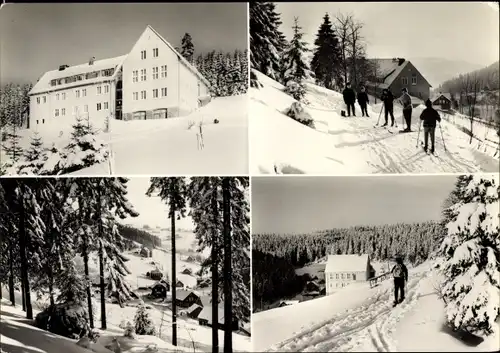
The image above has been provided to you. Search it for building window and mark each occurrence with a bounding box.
[153,67,159,80]
[141,50,146,60]
[43,96,46,103]
[161,87,167,97]
[402,77,408,85]
[37,97,40,104]
[153,108,167,119]
[56,93,60,101]
[84,105,88,113]
[42,119,45,124]
[141,90,146,100]
[104,85,109,94]
[133,111,146,120]
[97,86,102,95]
[62,92,66,100]
[353,273,356,280]
[161,65,167,78]
[133,92,138,100]
[133,70,138,83]
[83,88,87,97]
[336,274,339,279]
[104,102,109,110]
[76,89,80,98]
[347,273,351,279]
[62,108,66,116]
[97,103,102,111]
[55,109,59,117]
[153,89,159,98]
[141,69,146,82]
[411,75,417,85]
[153,48,159,57]
[73,106,79,115]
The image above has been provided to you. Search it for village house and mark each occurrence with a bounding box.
[148,269,163,281]
[324,254,373,295]
[186,304,203,319]
[175,289,202,309]
[431,92,452,110]
[28,25,211,129]
[365,58,432,103]
[198,305,239,331]
[151,280,170,299]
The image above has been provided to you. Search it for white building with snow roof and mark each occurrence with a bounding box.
[325,254,372,295]
[28,25,211,129]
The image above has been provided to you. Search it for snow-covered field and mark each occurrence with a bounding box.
[250,71,499,174]
[3,94,248,175]
[252,262,499,352]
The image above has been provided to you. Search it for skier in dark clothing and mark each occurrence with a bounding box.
[357,86,369,117]
[381,88,395,126]
[342,82,356,117]
[420,99,442,154]
[399,88,413,131]
[391,256,408,306]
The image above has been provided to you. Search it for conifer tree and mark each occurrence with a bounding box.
[134,302,156,336]
[281,17,310,84]
[439,174,500,336]
[16,132,48,175]
[181,33,195,63]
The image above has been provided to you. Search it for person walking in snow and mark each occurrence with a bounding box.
[420,99,442,154]
[399,88,413,132]
[357,86,370,117]
[342,82,356,117]
[391,256,408,306]
[381,88,395,127]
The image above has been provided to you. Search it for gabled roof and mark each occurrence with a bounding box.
[368,58,432,88]
[187,303,203,314]
[198,304,225,324]
[147,25,211,89]
[325,254,369,273]
[29,55,127,96]
[431,92,452,102]
[176,289,198,301]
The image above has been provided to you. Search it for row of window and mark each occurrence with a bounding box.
[132,66,167,83]
[132,108,167,120]
[402,76,417,85]
[53,102,108,117]
[132,88,168,100]
[141,48,159,60]
[329,273,357,280]
[50,69,115,87]
[36,85,111,104]
[329,282,347,288]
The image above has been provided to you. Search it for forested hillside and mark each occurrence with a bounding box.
[117,223,162,249]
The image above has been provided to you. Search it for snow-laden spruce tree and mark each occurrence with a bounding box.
[56,255,88,304]
[16,132,49,175]
[60,115,108,174]
[281,17,310,85]
[134,302,156,335]
[439,174,500,336]
[181,33,195,64]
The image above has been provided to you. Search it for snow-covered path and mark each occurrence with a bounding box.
[250,72,499,174]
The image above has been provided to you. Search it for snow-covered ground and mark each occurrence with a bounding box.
[3,94,248,175]
[250,71,499,174]
[252,262,499,352]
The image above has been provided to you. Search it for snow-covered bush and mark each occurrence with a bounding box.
[15,132,51,175]
[284,80,307,102]
[283,101,315,128]
[439,174,500,336]
[35,302,91,339]
[134,302,156,335]
[124,321,135,339]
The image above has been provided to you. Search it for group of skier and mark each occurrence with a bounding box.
[341,83,442,154]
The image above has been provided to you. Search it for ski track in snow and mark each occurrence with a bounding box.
[268,272,427,352]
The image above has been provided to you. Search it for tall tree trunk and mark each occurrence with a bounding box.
[79,199,94,329]
[19,195,33,319]
[8,234,15,306]
[171,188,177,346]
[97,185,107,330]
[211,188,219,353]
[21,281,26,311]
[222,178,232,353]
[48,265,55,306]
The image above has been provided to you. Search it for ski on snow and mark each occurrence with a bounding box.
[420,141,439,157]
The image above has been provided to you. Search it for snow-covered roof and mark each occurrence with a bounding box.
[280,300,299,306]
[147,25,211,89]
[198,305,225,324]
[176,289,198,301]
[431,93,452,102]
[369,58,408,85]
[187,303,202,314]
[29,55,127,96]
[325,254,369,273]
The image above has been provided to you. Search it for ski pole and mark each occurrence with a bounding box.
[416,121,422,148]
[439,122,447,152]
[376,105,383,126]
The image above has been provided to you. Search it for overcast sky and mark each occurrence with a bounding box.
[251,175,458,234]
[123,177,195,231]
[276,1,499,66]
[0,3,248,84]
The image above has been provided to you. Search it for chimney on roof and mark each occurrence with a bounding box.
[398,58,405,66]
[89,56,95,65]
[58,64,69,71]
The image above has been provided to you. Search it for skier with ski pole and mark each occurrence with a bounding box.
[391,256,408,307]
[399,88,413,132]
[357,85,370,117]
[419,99,442,154]
[380,88,395,127]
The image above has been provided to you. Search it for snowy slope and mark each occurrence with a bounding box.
[250,71,499,174]
[4,94,248,175]
[252,262,499,352]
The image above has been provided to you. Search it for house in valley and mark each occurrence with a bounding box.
[325,254,372,295]
[431,92,452,110]
[365,58,432,103]
[175,289,202,308]
[198,304,239,331]
[186,304,203,319]
[151,280,170,299]
[278,300,300,308]
[28,25,211,129]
